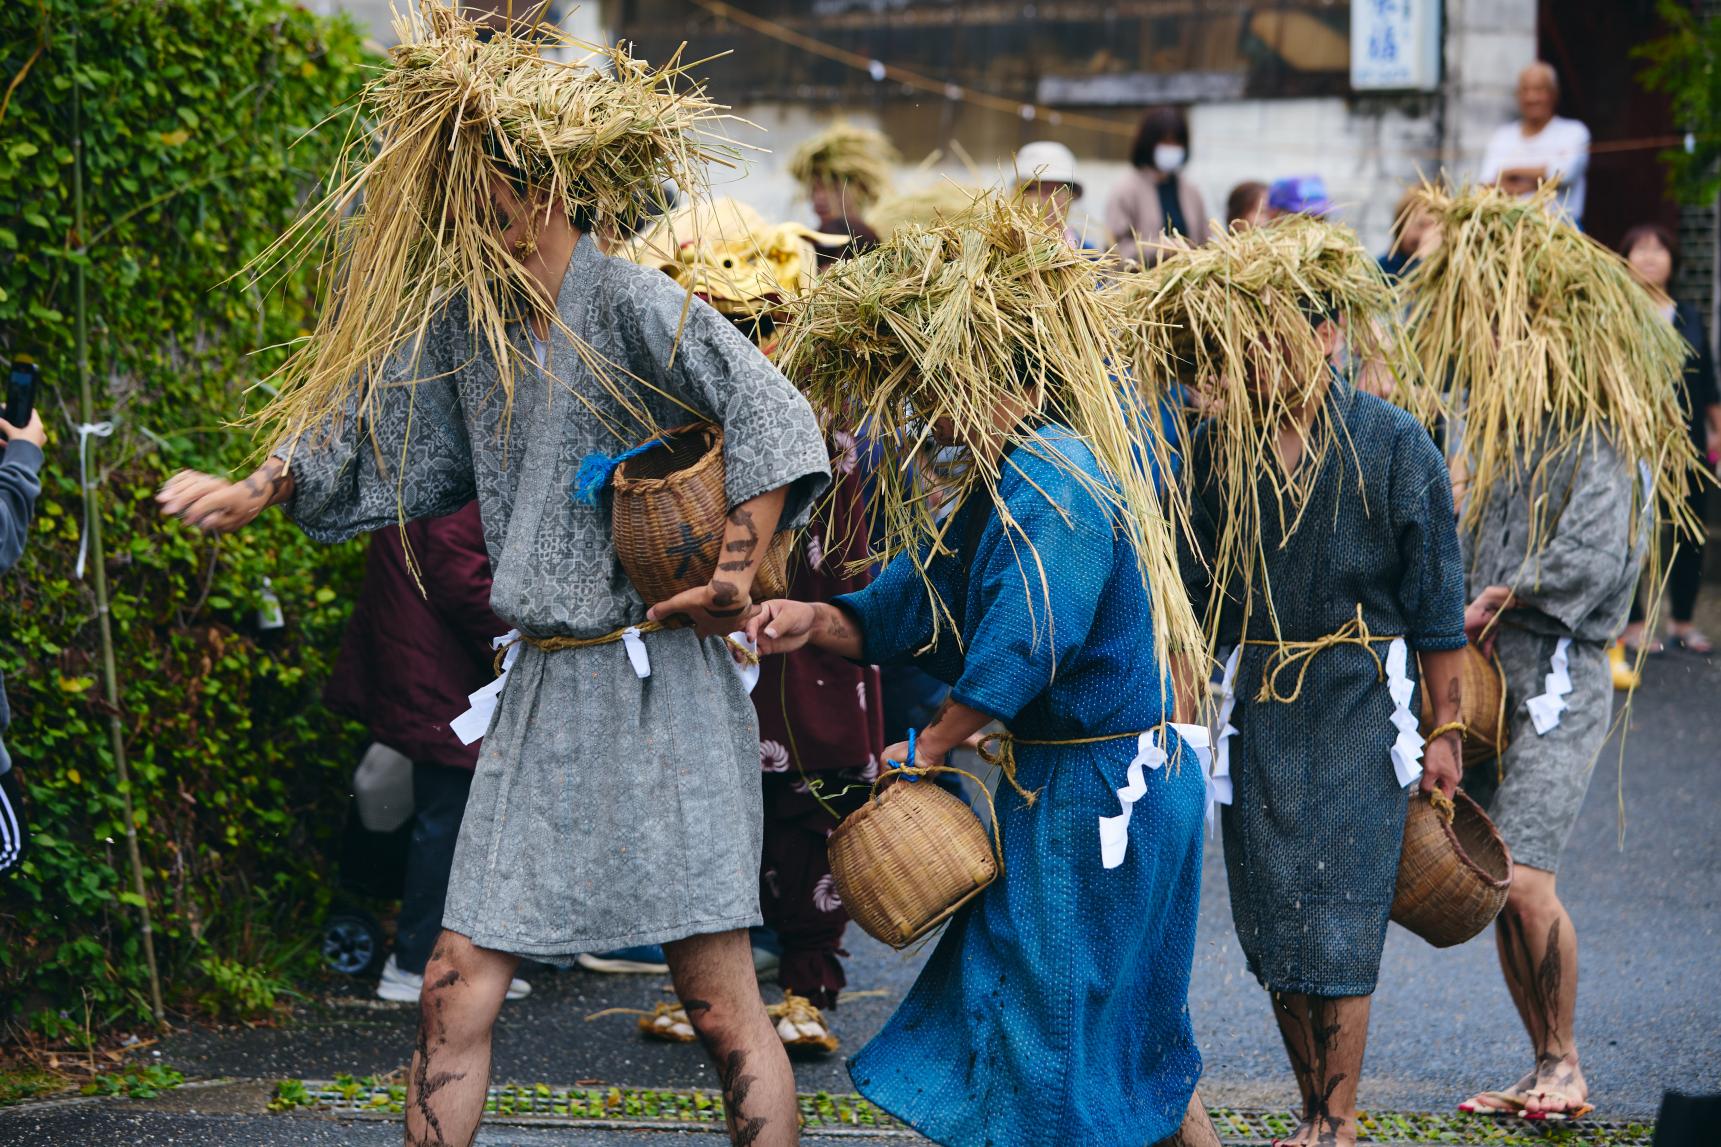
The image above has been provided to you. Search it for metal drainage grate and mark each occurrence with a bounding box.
[288,1082,1658,1145]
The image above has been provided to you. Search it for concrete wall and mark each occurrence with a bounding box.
[704,95,1443,257]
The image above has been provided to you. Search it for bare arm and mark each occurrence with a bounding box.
[648,485,787,638]
[745,599,864,660]
[156,456,295,534]
[1418,645,1465,797]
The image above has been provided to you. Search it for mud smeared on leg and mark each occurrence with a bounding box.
[719,1048,768,1147]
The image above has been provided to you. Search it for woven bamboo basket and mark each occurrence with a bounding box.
[1418,644,1510,769]
[828,776,998,949]
[610,423,791,606]
[1391,788,1512,948]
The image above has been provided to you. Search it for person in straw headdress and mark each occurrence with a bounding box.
[1401,184,1704,1125]
[1134,215,1471,1147]
[747,193,1222,1147]
[626,199,882,1047]
[786,120,899,263]
[156,7,829,1145]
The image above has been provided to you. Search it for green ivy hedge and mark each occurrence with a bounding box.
[0,1,373,1036]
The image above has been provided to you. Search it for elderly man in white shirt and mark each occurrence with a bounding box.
[1481,62,1591,225]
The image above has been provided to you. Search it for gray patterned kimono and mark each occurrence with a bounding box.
[1179,385,1467,997]
[281,235,830,956]
[1462,432,1646,871]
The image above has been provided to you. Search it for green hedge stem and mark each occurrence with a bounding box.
[70,19,166,1028]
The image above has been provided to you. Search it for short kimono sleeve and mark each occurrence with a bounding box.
[611,264,831,531]
[277,331,477,545]
[949,471,1113,723]
[1390,422,1468,652]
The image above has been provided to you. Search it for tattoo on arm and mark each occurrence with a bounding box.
[718,506,760,572]
[706,579,745,618]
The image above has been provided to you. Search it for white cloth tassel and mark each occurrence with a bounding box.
[1527,637,1574,735]
[74,421,115,580]
[452,630,520,745]
[1386,637,1424,788]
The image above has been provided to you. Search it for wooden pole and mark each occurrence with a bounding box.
[70,20,166,1028]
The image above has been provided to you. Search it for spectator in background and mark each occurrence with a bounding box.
[1266,174,1333,220]
[0,409,45,877]
[1380,186,1440,279]
[1618,222,1719,658]
[1105,106,1208,266]
[1014,140,1098,249]
[1481,62,1590,226]
[323,502,532,1003]
[1225,180,1269,230]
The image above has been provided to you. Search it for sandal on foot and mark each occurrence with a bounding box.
[636,1002,697,1043]
[1458,1091,1527,1117]
[1670,631,1713,655]
[1523,1101,1595,1123]
[768,990,838,1053]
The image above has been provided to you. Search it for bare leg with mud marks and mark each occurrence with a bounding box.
[665,929,800,1147]
[404,931,517,1147]
[1153,1089,1224,1147]
[1269,992,1372,1147]
[1460,866,1590,1121]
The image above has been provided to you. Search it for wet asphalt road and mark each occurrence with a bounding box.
[3,642,1717,1145]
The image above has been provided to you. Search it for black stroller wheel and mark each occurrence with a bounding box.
[322,909,386,977]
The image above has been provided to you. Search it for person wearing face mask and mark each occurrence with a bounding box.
[1104,106,1208,267]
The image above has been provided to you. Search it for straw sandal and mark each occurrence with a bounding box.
[1457,1090,1527,1118]
[1521,1087,1595,1124]
[635,1002,698,1043]
[769,991,838,1053]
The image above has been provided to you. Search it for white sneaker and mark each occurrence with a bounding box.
[376,954,531,1002]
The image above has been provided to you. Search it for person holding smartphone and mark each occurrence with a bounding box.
[0,406,47,876]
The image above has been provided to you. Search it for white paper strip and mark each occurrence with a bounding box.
[727,631,761,694]
[1386,637,1425,788]
[621,626,652,679]
[1096,722,1211,869]
[1206,646,1242,832]
[451,630,521,746]
[1527,636,1573,735]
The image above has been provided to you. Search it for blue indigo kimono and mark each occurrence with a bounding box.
[835,427,1207,1147]
[1179,385,1467,997]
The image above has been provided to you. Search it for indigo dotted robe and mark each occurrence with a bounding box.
[280,234,830,958]
[1179,385,1467,996]
[835,427,1207,1147]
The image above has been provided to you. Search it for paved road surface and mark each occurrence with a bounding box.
[4,648,1716,1145]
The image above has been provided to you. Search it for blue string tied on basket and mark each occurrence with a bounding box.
[571,438,665,506]
[901,727,921,783]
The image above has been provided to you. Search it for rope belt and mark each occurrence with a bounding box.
[971,726,1185,806]
[1244,603,1402,704]
[494,620,759,675]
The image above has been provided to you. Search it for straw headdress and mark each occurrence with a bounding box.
[249,0,738,453]
[786,121,900,208]
[1400,182,1705,626]
[1123,214,1438,652]
[776,192,1201,668]
[863,180,986,242]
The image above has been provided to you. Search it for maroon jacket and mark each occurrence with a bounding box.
[324,502,506,769]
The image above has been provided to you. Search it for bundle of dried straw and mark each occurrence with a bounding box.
[776,192,1201,663]
[1400,183,1703,555]
[248,0,738,452]
[787,121,900,208]
[1123,214,1436,650]
[864,181,985,242]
